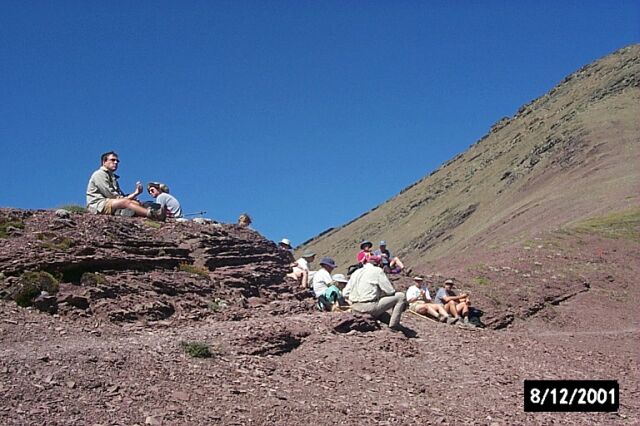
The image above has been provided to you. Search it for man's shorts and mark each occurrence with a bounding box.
[409,301,428,312]
[102,199,115,215]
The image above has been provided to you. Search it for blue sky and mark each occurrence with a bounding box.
[1,1,638,246]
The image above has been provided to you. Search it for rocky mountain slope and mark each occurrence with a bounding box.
[1,44,639,425]
[298,44,640,270]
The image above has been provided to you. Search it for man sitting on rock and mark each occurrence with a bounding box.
[406,276,453,323]
[343,255,406,331]
[286,250,315,289]
[86,151,165,220]
[434,279,473,326]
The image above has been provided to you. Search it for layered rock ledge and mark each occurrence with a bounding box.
[0,208,292,322]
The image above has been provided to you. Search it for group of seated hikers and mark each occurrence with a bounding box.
[87,151,478,330]
[86,151,183,220]
[279,238,479,330]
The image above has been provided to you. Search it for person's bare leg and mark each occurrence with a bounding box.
[417,304,439,318]
[430,303,450,321]
[390,257,405,270]
[300,270,309,288]
[110,198,149,217]
[446,301,459,318]
[461,302,469,317]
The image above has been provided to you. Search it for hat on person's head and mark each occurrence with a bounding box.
[320,257,337,268]
[368,255,382,265]
[379,240,386,246]
[302,250,316,258]
[444,279,455,285]
[360,240,373,249]
[413,276,424,282]
[332,273,348,283]
[279,238,292,247]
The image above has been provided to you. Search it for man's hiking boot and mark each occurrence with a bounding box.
[148,206,166,222]
[439,315,449,323]
[446,317,459,325]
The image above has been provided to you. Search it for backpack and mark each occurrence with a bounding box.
[347,263,363,276]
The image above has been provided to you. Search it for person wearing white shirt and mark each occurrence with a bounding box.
[312,257,336,298]
[287,251,315,289]
[406,277,452,323]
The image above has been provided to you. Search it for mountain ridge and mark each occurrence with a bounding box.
[299,44,640,271]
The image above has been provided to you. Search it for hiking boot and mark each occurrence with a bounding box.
[463,316,470,325]
[148,206,166,222]
[389,325,402,333]
[446,317,459,325]
[439,315,449,323]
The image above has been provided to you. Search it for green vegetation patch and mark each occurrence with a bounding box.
[181,341,214,358]
[57,204,87,214]
[208,298,229,312]
[36,232,76,251]
[80,272,108,286]
[0,218,25,239]
[572,207,640,242]
[179,263,210,277]
[474,276,493,286]
[143,219,162,229]
[14,271,60,307]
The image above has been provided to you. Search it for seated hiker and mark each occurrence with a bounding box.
[434,279,474,326]
[237,213,252,227]
[286,250,315,289]
[86,151,165,220]
[406,276,453,323]
[356,240,374,264]
[327,274,350,309]
[147,182,183,219]
[312,257,339,311]
[277,238,295,262]
[374,240,407,274]
[343,255,406,331]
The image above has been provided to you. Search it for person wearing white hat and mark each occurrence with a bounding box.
[406,276,453,323]
[434,279,472,325]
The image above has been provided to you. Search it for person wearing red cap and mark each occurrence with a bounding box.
[343,255,406,331]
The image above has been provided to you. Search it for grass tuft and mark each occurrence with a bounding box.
[181,341,213,358]
[208,298,229,312]
[179,263,210,277]
[14,271,59,307]
[143,219,162,229]
[57,205,87,214]
[0,219,25,239]
[474,276,492,286]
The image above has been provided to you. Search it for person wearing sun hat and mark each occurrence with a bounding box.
[343,255,406,330]
[435,278,472,325]
[406,276,453,323]
[312,257,337,300]
[356,240,374,264]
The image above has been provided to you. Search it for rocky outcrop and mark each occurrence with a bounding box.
[0,208,291,322]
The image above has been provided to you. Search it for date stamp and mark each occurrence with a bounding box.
[524,380,619,412]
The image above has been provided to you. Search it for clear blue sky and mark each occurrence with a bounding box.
[1,1,638,246]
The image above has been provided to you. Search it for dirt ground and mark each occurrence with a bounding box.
[1,233,638,425]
